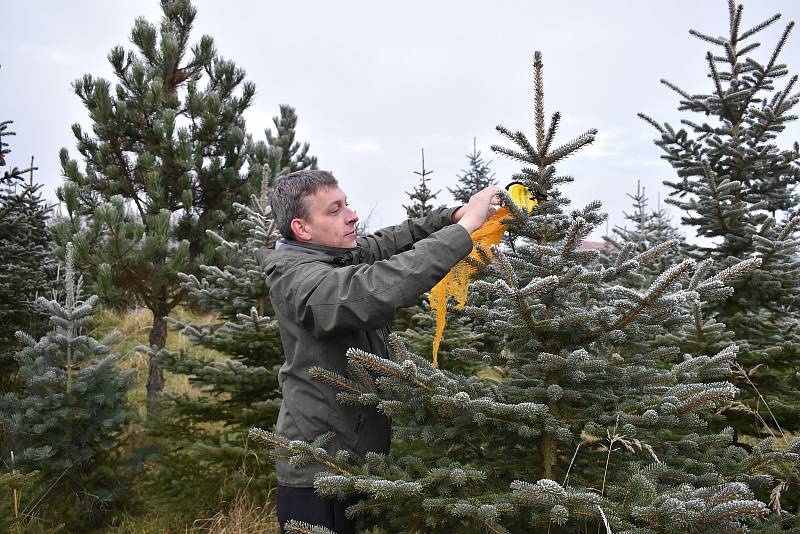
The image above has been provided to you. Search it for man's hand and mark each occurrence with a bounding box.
[452,186,501,234]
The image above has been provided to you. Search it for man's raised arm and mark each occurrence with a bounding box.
[357,186,500,261]
[293,186,501,337]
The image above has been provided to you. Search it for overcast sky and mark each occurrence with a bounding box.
[4,1,799,240]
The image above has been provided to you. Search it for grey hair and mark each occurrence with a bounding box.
[270,170,339,240]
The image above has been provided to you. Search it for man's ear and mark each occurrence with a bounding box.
[290,218,312,242]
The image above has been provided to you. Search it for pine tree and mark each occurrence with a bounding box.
[261,104,318,178]
[0,243,134,528]
[0,120,55,394]
[251,52,800,533]
[145,176,285,505]
[404,148,441,218]
[449,137,497,204]
[52,0,263,414]
[639,1,800,433]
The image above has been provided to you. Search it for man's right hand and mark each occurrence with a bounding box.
[454,186,501,234]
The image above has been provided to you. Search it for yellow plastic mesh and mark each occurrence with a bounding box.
[428,184,540,367]
[429,208,510,367]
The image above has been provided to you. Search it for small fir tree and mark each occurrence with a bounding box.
[395,148,447,348]
[146,175,285,505]
[449,137,497,204]
[404,148,441,218]
[0,121,55,394]
[52,0,263,414]
[639,1,800,432]
[0,243,134,528]
[251,52,800,533]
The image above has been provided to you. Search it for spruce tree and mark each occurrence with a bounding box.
[0,120,55,394]
[404,148,441,218]
[601,184,733,372]
[251,52,800,533]
[395,148,445,350]
[639,1,800,432]
[603,181,685,287]
[0,243,134,528]
[449,137,497,204]
[52,0,263,414]
[146,176,285,505]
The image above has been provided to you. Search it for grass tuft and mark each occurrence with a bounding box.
[191,491,280,534]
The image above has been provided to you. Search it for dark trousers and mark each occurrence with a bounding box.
[277,485,361,534]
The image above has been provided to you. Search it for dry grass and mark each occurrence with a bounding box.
[190,492,280,534]
[105,492,280,534]
[92,306,228,416]
[91,305,278,534]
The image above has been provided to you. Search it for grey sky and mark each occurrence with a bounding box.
[4,1,799,239]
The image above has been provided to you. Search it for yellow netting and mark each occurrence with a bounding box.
[429,185,539,367]
[428,182,539,367]
[429,208,510,367]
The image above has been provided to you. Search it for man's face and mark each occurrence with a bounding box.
[296,185,359,248]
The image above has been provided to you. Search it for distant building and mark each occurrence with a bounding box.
[579,240,615,251]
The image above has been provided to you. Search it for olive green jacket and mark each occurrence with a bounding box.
[263,207,472,486]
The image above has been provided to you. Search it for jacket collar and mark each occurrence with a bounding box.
[275,238,366,266]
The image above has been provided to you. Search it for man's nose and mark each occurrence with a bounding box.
[347,207,359,223]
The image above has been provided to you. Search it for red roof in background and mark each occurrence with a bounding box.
[579,240,615,251]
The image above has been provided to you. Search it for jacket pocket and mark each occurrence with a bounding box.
[352,407,391,456]
[354,412,365,435]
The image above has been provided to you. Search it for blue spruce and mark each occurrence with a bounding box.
[0,243,134,529]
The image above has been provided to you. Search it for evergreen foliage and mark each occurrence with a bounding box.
[146,177,284,504]
[404,148,441,218]
[52,0,264,414]
[603,181,685,287]
[284,519,336,534]
[639,1,800,432]
[396,144,481,372]
[395,147,449,353]
[449,138,497,204]
[251,52,800,533]
[0,121,55,394]
[0,243,134,528]
[601,183,734,372]
[262,104,318,178]
[393,298,485,376]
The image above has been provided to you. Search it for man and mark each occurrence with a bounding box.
[263,169,499,533]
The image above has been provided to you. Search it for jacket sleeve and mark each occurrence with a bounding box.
[356,206,462,261]
[294,224,473,338]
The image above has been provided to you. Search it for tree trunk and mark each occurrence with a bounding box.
[541,432,557,481]
[146,312,167,417]
[542,371,560,480]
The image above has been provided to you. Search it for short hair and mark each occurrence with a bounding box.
[270,170,339,240]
